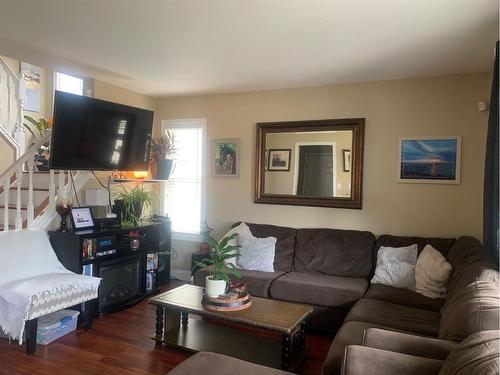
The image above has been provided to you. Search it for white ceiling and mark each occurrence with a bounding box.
[0,0,497,97]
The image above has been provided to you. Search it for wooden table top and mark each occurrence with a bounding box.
[149,284,313,334]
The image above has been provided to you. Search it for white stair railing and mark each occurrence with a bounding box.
[0,131,51,230]
[0,57,25,157]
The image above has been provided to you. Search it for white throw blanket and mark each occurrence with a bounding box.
[0,229,101,344]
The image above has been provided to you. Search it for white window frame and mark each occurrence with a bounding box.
[160,118,207,242]
[54,72,84,96]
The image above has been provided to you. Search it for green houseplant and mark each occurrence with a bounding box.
[195,230,242,297]
[113,185,158,226]
[149,130,176,180]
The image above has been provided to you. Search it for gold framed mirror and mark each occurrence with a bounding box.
[255,118,365,209]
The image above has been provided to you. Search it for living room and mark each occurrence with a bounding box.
[0,1,498,374]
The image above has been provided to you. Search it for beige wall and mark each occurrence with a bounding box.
[155,73,490,272]
[265,131,352,196]
[93,79,156,111]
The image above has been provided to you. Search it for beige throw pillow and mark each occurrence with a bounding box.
[415,245,452,298]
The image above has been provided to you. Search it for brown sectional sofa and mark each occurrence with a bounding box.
[194,222,376,332]
[322,235,500,375]
[193,222,500,374]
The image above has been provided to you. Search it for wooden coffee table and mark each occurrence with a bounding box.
[149,284,313,370]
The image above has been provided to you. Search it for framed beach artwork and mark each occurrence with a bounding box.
[397,136,461,184]
[212,138,240,177]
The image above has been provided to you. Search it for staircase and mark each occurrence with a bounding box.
[0,57,91,231]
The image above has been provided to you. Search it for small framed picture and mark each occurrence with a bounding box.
[268,149,291,171]
[70,207,95,231]
[212,139,240,177]
[342,149,351,172]
[397,136,461,184]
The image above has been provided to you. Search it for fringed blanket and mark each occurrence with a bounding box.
[0,229,101,344]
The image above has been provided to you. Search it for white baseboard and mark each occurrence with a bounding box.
[171,269,192,282]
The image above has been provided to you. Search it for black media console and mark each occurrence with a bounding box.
[49,220,171,314]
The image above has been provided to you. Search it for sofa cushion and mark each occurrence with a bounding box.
[362,328,458,360]
[169,352,293,375]
[439,280,500,341]
[293,228,375,278]
[341,345,443,375]
[363,284,445,312]
[439,330,500,375]
[235,222,297,272]
[375,235,455,257]
[345,298,441,337]
[322,321,403,375]
[445,236,484,270]
[193,267,284,298]
[269,272,368,308]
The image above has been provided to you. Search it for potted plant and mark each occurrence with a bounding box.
[113,185,158,226]
[23,115,51,170]
[149,130,176,180]
[195,230,242,297]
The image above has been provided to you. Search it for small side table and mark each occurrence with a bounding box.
[191,252,210,276]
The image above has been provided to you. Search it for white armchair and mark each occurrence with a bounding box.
[0,229,101,354]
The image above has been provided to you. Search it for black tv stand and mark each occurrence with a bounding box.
[49,221,171,315]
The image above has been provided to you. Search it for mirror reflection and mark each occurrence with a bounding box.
[264,130,353,198]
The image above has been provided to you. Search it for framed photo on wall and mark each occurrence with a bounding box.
[268,149,291,171]
[397,136,461,184]
[20,62,41,112]
[342,149,351,172]
[212,138,240,177]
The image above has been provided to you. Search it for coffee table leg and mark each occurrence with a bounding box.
[281,333,290,370]
[181,311,189,328]
[155,306,164,344]
[300,320,306,351]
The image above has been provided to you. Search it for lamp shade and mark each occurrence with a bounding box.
[85,189,109,206]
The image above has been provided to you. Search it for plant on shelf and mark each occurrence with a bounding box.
[23,115,51,170]
[113,185,158,226]
[149,130,176,180]
[194,229,242,297]
[199,221,214,253]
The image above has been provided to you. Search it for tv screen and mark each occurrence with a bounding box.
[50,91,153,171]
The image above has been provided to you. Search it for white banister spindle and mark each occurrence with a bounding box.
[3,179,10,231]
[15,167,22,229]
[13,72,25,156]
[49,169,56,209]
[27,159,35,228]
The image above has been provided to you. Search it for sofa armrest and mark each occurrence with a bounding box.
[362,328,458,360]
[341,345,443,375]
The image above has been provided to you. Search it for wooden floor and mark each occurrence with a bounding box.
[0,283,332,375]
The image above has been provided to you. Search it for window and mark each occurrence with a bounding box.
[162,119,206,238]
[55,72,83,95]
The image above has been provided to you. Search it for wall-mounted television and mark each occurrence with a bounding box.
[50,91,153,171]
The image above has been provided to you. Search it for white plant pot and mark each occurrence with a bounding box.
[205,276,227,297]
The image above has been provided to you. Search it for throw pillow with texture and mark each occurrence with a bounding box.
[220,222,252,266]
[415,244,453,298]
[237,233,277,272]
[371,244,418,290]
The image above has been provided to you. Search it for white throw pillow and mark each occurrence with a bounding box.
[371,244,418,290]
[220,222,252,266]
[415,244,453,298]
[237,234,277,272]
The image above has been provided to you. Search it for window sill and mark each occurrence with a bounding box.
[172,232,202,242]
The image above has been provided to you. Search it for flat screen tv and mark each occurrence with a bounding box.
[50,91,153,171]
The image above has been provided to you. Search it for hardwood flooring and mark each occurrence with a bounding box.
[0,283,332,375]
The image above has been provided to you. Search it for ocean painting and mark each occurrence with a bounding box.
[399,137,460,183]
